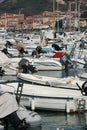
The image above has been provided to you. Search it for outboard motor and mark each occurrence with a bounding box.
[2,48,13,58]
[36,46,42,54]
[83,55,87,68]
[60,55,73,68]
[81,81,87,96]
[2,48,8,55]
[18,47,28,56]
[79,41,84,50]
[76,81,87,96]
[52,44,62,51]
[36,46,46,54]
[0,67,5,76]
[31,46,46,58]
[5,41,13,48]
[18,58,37,73]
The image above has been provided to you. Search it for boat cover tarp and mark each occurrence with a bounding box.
[0,93,18,118]
[53,52,68,58]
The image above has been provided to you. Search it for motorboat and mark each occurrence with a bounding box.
[0,79,87,114]
[0,52,38,76]
[26,56,64,71]
[0,92,41,130]
[0,27,8,46]
[0,51,64,73]
[16,33,41,45]
[0,28,16,47]
[17,73,84,87]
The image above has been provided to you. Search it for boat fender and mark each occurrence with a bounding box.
[29,111,38,117]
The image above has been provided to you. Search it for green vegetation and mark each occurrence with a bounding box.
[0,0,87,17]
[0,0,53,16]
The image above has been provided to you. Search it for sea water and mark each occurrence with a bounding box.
[7,111,87,130]
[39,111,87,130]
[0,69,87,130]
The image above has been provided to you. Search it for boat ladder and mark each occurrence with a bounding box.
[16,82,23,104]
[78,99,85,112]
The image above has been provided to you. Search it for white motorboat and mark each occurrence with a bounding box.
[0,51,37,76]
[21,34,41,45]
[26,56,64,71]
[0,92,41,130]
[0,51,64,73]
[0,60,37,76]
[0,80,87,113]
[7,54,64,71]
[17,73,84,87]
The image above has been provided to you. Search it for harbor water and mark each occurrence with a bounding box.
[0,69,87,130]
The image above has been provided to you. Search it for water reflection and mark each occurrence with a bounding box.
[29,126,42,130]
[33,111,87,130]
[36,68,75,78]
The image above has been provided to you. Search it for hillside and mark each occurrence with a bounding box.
[0,0,53,16]
[0,0,87,17]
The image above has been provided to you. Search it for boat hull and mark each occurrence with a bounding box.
[0,82,87,113]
